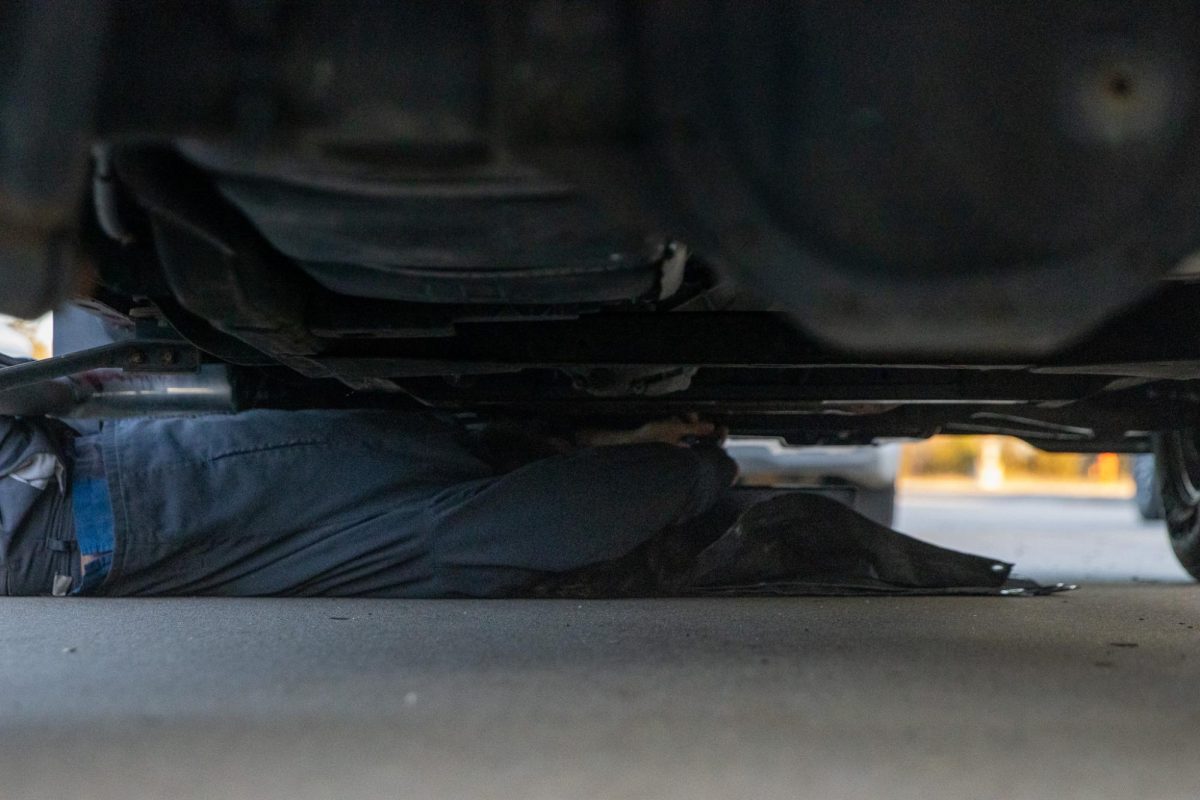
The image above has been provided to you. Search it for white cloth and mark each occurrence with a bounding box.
[3,452,65,492]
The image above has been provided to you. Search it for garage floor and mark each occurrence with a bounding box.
[2,496,1196,800]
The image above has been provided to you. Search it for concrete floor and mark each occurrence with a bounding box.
[896,492,1191,583]
[2,496,1197,800]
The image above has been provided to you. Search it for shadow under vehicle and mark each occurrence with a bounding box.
[7,2,1200,578]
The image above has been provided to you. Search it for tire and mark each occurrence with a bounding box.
[854,483,896,528]
[1152,431,1200,580]
[1133,453,1164,521]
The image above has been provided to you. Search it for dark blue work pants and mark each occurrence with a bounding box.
[90,411,736,597]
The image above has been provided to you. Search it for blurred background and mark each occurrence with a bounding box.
[902,435,1132,497]
[0,313,52,361]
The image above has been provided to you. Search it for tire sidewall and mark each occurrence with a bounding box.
[1153,431,1200,579]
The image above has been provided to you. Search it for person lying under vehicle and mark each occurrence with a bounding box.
[0,409,745,597]
[1,393,1040,599]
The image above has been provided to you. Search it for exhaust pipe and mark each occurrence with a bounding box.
[60,364,236,418]
[0,364,236,418]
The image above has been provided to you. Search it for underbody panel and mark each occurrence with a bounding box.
[5,2,1200,449]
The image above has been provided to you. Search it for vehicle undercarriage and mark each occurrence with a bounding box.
[8,2,1200,572]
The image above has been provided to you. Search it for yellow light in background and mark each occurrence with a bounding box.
[899,434,1135,499]
[0,313,52,359]
[33,314,52,359]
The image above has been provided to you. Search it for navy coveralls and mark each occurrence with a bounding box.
[0,410,737,597]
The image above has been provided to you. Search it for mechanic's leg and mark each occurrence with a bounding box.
[517,491,748,598]
[427,443,738,596]
[95,409,487,597]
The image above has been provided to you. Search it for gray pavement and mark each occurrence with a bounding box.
[2,494,1199,800]
[896,492,1191,583]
